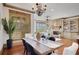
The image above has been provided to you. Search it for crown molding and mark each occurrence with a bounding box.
[2,3,34,13]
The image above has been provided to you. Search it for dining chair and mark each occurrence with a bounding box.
[22,39,38,55]
[26,42,52,55]
[51,42,78,55]
[63,42,78,55]
[48,37,55,41]
[22,39,28,54]
[25,33,33,39]
[26,42,38,55]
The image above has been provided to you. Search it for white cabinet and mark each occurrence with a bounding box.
[63,19,70,32]
[63,17,79,39]
[70,19,78,32]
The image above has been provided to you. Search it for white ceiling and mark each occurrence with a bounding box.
[7,3,79,20]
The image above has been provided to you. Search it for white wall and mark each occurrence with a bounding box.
[0,4,9,51]
[0,4,5,51]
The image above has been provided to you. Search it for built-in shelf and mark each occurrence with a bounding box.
[63,17,79,39]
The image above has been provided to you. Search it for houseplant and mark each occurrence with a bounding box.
[2,18,16,49]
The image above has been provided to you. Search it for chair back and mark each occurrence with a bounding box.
[63,42,78,55]
[25,34,33,39]
[22,39,27,49]
[26,42,37,55]
[49,37,55,41]
[22,39,37,55]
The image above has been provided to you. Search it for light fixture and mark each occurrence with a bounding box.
[46,16,50,27]
[32,3,47,16]
[46,16,49,21]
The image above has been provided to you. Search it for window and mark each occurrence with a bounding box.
[36,22,47,32]
[9,10,31,39]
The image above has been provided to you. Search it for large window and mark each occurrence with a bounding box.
[9,10,31,39]
[36,22,47,32]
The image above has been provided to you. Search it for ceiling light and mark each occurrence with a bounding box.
[32,3,47,16]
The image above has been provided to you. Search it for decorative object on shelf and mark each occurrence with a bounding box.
[32,3,47,16]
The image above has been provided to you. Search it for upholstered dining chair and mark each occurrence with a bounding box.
[22,39,28,54]
[63,42,78,55]
[48,37,55,41]
[51,42,78,55]
[26,42,38,55]
[26,42,52,55]
[22,39,38,55]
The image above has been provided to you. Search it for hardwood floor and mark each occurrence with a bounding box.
[3,40,25,55]
[55,38,79,55]
[2,39,79,55]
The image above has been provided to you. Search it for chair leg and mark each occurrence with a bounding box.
[24,49,26,54]
[23,48,28,55]
[24,48,28,55]
[27,52,31,55]
[25,51,28,55]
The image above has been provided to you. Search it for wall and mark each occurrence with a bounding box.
[0,3,5,53]
[0,4,9,52]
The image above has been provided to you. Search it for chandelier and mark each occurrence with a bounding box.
[32,3,47,16]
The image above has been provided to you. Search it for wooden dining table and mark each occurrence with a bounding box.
[24,38,63,55]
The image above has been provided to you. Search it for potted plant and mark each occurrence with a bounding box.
[2,18,16,49]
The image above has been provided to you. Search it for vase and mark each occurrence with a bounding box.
[36,32,41,41]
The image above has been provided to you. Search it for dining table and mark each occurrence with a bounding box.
[24,37,63,55]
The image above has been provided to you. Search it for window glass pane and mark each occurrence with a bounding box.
[36,22,47,32]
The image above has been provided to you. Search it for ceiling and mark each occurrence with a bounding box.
[7,3,79,20]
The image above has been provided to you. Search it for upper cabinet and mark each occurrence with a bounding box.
[63,19,70,32]
[70,18,79,32]
[63,17,79,33]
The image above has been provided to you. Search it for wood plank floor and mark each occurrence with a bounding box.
[2,39,79,55]
[3,40,25,55]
